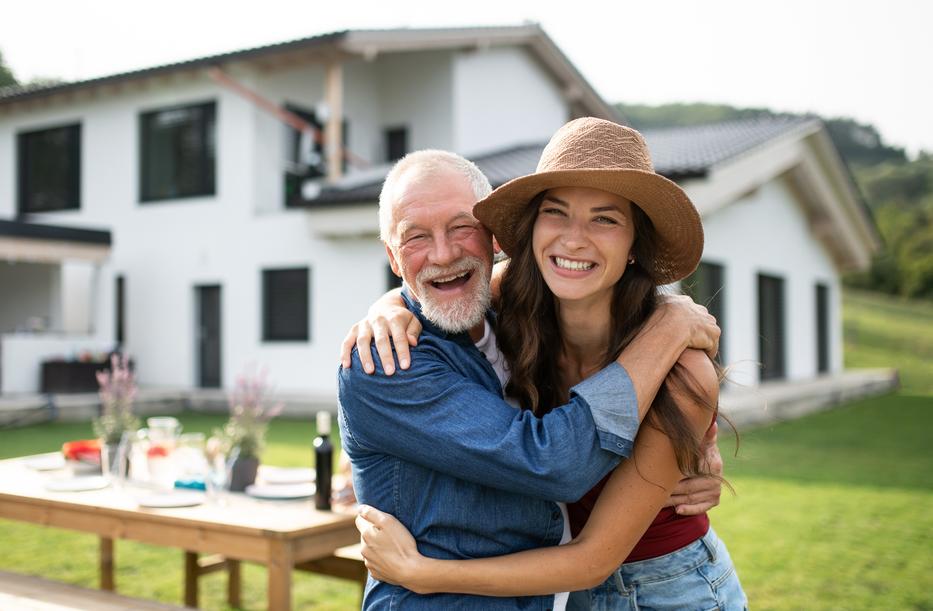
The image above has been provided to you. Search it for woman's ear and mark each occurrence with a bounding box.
[493,236,502,255]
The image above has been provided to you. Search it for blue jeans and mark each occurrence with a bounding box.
[568,528,747,611]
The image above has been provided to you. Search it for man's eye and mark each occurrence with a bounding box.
[405,234,426,243]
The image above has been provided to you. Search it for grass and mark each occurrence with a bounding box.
[713,394,933,610]
[843,289,933,394]
[1,289,931,609]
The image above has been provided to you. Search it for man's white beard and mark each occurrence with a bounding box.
[413,257,491,334]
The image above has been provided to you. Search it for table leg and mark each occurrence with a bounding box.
[267,540,293,611]
[100,536,115,591]
[184,551,199,608]
[227,558,241,608]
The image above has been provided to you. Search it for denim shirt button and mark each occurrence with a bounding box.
[617,442,624,448]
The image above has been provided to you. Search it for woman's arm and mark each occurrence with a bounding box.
[339,288,422,375]
[357,349,718,595]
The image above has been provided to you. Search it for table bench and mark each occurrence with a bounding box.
[0,569,184,610]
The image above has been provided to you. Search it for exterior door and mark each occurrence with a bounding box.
[196,285,221,388]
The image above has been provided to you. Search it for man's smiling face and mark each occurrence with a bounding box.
[385,167,494,333]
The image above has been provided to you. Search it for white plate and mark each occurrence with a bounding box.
[23,454,66,471]
[259,466,315,485]
[135,491,205,508]
[44,476,109,492]
[246,483,315,500]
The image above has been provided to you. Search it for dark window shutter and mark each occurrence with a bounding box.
[17,123,81,213]
[140,101,216,202]
[263,268,310,341]
[816,283,830,374]
[385,126,408,162]
[758,274,786,381]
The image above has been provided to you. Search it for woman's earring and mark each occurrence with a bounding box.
[628,255,636,265]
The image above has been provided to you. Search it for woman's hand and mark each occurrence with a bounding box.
[356,505,428,590]
[339,289,422,375]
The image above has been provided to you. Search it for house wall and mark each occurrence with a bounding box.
[452,46,568,156]
[699,177,842,387]
[0,53,460,394]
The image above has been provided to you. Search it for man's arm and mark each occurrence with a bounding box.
[338,343,635,502]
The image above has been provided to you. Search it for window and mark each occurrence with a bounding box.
[263,268,310,341]
[385,126,408,163]
[683,261,726,363]
[758,274,786,381]
[816,283,830,374]
[283,105,349,207]
[140,101,216,202]
[115,275,125,347]
[17,123,81,213]
[386,263,403,291]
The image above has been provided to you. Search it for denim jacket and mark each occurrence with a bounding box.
[338,290,640,609]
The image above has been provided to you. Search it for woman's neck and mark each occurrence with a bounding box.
[556,293,613,384]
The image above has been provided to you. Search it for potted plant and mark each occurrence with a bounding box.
[216,368,282,491]
[93,353,140,478]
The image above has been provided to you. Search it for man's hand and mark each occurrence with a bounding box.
[339,289,422,375]
[665,421,724,515]
[658,294,720,360]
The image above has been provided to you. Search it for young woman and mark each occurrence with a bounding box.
[350,118,747,609]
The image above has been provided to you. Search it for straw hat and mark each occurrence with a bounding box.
[473,117,703,284]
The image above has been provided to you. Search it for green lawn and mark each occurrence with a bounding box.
[843,289,933,394]
[1,290,931,609]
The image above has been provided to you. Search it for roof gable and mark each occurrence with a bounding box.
[0,25,617,120]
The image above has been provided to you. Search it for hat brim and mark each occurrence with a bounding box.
[473,168,704,285]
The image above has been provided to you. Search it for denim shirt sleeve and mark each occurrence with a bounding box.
[569,362,639,458]
[338,344,638,503]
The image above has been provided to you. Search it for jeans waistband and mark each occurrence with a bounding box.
[606,527,718,591]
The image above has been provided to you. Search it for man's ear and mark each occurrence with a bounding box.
[385,243,402,277]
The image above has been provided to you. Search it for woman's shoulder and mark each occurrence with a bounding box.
[669,349,719,431]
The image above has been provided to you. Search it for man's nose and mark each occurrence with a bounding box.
[429,236,460,266]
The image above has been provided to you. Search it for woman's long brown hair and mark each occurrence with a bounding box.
[497,192,729,480]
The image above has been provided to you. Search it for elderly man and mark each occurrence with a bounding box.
[337,150,720,610]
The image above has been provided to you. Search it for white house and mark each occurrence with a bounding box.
[0,25,885,413]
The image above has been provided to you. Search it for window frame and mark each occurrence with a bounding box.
[138,100,217,204]
[17,122,82,214]
[261,267,311,343]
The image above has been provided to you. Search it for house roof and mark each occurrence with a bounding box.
[0,219,111,264]
[301,115,820,206]
[0,219,111,245]
[0,25,618,120]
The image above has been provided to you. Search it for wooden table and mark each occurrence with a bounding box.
[0,454,359,610]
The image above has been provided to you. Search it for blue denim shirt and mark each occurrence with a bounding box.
[338,290,640,609]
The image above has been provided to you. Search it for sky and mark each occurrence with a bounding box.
[2,0,931,155]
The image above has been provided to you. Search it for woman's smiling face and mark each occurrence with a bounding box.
[531,186,636,306]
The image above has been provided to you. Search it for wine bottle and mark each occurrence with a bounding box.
[314,411,333,511]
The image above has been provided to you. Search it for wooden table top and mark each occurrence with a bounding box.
[0,453,354,540]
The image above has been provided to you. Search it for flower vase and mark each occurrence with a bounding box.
[100,438,130,484]
[227,449,259,492]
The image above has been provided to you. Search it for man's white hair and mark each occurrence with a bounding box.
[378,150,492,244]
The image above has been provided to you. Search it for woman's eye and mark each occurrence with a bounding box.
[594,216,618,225]
[540,207,565,217]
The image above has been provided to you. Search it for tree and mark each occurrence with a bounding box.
[0,49,17,87]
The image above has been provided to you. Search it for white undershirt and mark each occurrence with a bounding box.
[474,319,572,611]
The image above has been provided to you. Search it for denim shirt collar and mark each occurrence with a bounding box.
[401,285,496,348]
